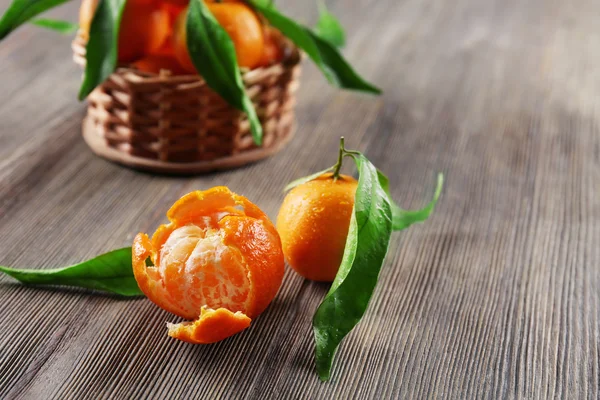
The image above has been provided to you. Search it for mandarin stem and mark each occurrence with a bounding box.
[333,137,346,180]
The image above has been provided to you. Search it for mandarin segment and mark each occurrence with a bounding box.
[133,233,190,318]
[133,187,284,344]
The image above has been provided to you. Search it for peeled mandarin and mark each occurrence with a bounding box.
[133,187,284,344]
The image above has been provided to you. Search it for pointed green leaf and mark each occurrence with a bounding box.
[249,0,380,94]
[0,248,143,297]
[313,153,393,381]
[307,30,379,93]
[78,0,126,100]
[378,171,444,231]
[31,18,77,34]
[314,1,345,48]
[186,0,262,144]
[0,0,72,40]
[284,166,335,192]
[251,0,276,9]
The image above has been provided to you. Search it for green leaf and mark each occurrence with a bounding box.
[78,0,126,100]
[284,166,334,192]
[313,153,393,381]
[0,248,143,297]
[249,1,380,94]
[314,1,345,48]
[378,171,444,231]
[251,0,276,9]
[307,31,380,93]
[186,0,263,145]
[0,0,71,40]
[31,18,77,34]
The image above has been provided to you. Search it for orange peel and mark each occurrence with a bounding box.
[133,187,284,344]
[167,307,251,344]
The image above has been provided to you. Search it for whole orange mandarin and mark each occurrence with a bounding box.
[79,0,170,47]
[172,1,265,73]
[133,187,285,344]
[118,1,170,62]
[172,8,195,72]
[208,0,264,68]
[277,173,358,282]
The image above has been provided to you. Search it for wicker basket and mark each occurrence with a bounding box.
[72,32,301,174]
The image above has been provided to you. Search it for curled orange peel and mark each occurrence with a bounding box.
[133,186,284,344]
[167,307,251,344]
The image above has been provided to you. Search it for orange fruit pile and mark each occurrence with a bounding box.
[79,0,284,75]
[132,187,284,343]
[277,173,358,282]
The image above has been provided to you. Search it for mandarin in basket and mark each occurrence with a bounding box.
[162,2,188,27]
[172,9,195,72]
[152,1,187,58]
[133,55,188,75]
[277,173,358,282]
[173,0,265,73]
[260,27,284,67]
[133,187,285,344]
[79,0,169,58]
[163,0,189,6]
[117,1,171,62]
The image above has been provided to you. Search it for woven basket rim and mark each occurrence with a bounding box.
[82,116,296,174]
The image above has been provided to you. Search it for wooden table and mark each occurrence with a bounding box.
[1,0,599,398]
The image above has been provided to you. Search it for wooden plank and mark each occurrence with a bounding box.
[0,0,599,398]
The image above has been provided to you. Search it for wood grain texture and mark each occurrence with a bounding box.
[1,0,599,398]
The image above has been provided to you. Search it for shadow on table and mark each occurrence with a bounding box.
[160,276,329,389]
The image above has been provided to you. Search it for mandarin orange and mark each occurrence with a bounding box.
[133,187,284,344]
[118,1,170,62]
[172,8,196,73]
[157,1,187,57]
[133,54,188,75]
[207,0,264,68]
[259,27,283,67]
[79,0,169,56]
[172,1,265,73]
[163,0,189,6]
[276,173,358,282]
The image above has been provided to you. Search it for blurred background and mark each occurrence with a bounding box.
[1,0,599,398]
